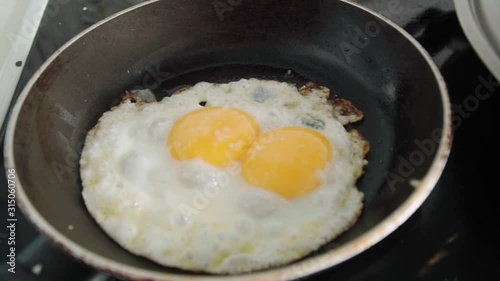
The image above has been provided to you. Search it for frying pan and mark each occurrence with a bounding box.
[3,0,451,280]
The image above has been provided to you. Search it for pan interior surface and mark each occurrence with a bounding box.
[5,0,450,280]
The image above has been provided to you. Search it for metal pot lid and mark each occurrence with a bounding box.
[455,0,500,81]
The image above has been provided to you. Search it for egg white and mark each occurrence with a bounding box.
[80,78,367,274]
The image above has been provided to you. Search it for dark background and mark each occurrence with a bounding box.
[1,0,499,280]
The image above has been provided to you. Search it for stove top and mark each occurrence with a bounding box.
[1,1,498,280]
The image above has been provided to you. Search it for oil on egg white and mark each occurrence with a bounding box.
[80,78,366,274]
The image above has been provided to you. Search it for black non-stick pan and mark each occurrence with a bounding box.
[4,0,451,280]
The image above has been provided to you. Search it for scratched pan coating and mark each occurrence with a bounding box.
[4,0,451,280]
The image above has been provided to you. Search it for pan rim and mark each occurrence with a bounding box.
[3,0,452,280]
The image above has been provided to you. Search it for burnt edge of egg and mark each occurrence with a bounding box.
[298,82,364,125]
[350,129,370,156]
[120,89,157,105]
[173,85,193,95]
[298,81,370,174]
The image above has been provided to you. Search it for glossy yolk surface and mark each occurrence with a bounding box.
[167,106,260,167]
[241,127,332,199]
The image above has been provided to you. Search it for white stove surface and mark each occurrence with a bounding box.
[0,0,47,128]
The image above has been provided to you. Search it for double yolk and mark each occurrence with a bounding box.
[167,107,332,199]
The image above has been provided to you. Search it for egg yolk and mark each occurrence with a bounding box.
[167,106,260,167]
[241,127,332,199]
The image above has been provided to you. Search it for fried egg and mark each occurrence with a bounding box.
[80,78,368,274]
